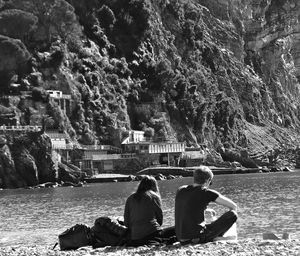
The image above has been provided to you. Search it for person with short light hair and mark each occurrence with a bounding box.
[193,165,214,185]
[175,166,238,244]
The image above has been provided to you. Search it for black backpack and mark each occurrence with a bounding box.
[58,224,92,250]
[91,217,128,248]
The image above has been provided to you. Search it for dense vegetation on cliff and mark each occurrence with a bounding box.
[1,0,300,188]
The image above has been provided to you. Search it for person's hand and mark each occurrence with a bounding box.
[204,208,216,223]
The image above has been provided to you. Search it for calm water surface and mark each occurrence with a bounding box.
[0,171,299,247]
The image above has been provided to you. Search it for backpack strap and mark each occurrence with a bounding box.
[52,242,58,250]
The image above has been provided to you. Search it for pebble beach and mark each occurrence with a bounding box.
[0,239,299,256]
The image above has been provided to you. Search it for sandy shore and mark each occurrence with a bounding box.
[0,239,299,256]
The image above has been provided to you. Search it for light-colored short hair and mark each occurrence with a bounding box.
[194,166,213,185]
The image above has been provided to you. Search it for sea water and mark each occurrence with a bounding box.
[0,171,299,247]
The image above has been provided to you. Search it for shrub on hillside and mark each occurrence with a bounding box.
[46,102,66,131]
[79,130,96,145]
[144,127,154,138]
[96,5,116,31]
[41,46,64,69]
[32,87,49,102]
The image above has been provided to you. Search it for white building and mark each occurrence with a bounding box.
[47,90,72,115]
[46,131,68,149]
[122,130,146,144]
[148,142,185,154]
[123,141,185,154]
[47,90,63,99]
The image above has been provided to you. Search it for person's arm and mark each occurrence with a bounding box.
[124,198,130,228]
[153,196,163,226]
[215,194,237,211]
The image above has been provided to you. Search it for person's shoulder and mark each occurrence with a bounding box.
[177,185,188,192]
[206,188,219,194]
[176,185,195,197]
[126,193,136,202]
[206,188,220,197]
[126,192,139,203]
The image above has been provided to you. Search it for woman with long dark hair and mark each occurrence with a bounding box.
[124,175,174,246]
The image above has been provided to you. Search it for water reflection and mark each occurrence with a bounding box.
[0,171,299,247]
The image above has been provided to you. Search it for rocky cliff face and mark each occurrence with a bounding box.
[0,0,300,181]
[0,133,56,188]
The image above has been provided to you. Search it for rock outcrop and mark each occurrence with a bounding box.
[0,143,26,188]
[0,133,56,188]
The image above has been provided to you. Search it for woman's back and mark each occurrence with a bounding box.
[124,191,163,240]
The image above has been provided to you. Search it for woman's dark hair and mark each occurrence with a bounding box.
[134,175,160,201]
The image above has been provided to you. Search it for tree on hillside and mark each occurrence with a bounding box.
[47,0,82,40]
[0,9,38,43]
[144,127,154,139]
[41,114,54,133]
[3,0,82,44]
[0,35,31,91]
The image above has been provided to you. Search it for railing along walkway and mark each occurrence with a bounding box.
[0,125,42,132]
[79,144,122,153]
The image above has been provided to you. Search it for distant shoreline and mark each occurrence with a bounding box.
[83,166,295,183]
[0,169,297,190]
[0,239,299,256]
